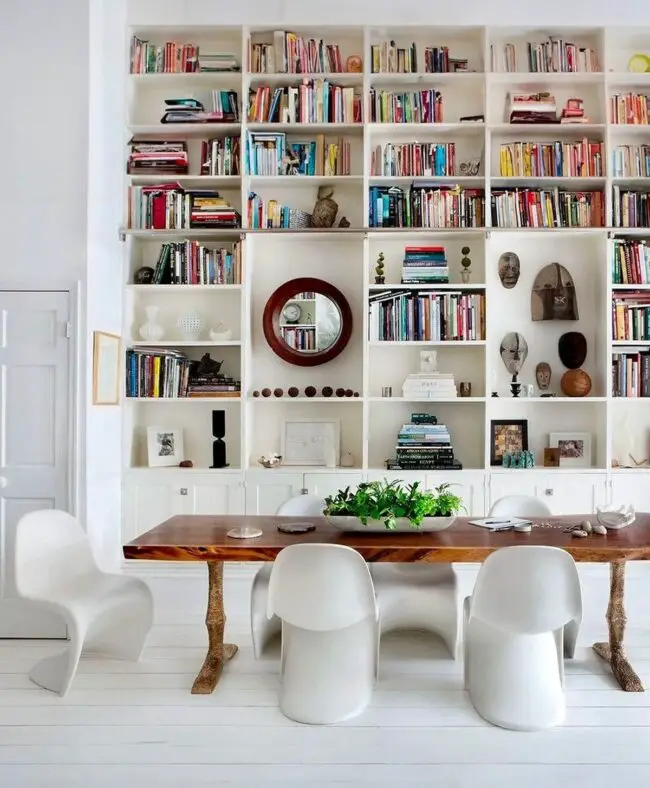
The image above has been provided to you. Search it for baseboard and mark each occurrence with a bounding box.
[122,559,260,581]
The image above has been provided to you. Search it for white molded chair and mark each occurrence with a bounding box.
[250,494,325,658]
[464,545,582,731]
[268,543,379,724]
[14,510,154,696]
[489,495,553,518]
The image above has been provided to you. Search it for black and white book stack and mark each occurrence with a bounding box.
[386,413,462,471]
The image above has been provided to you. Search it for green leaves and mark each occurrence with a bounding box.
[323,479,464,530]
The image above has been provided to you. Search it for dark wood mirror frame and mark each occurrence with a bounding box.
[262,277,353,367]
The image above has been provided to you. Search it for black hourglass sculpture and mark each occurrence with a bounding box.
[210,410,228,468]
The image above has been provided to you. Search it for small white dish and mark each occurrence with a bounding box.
[596,504,636,530]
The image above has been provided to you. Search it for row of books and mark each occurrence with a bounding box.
[612,145,650,178]
[127,140,189,175]
[611,239,650,285]
[372,142,457,177]
[149,241,242,285]
[491,40,599,73]
[126,349,192,398]
[401,245,449,284]
[369,88,443,124]
[247,82,361,124]
[490,188,605,228]
[609,94,650,126]
[369,185,485,229]
[370,42,467,74]
[245,132,350,176]
[613,187,650,228]
[368,290,486,342]
[250,32,344,74]
[129,36,240,73]
[498,140,605,178]
[612,351,650,397]
[200,137,240,176]
[128,184,241,230]
[280,326,316,351]
[612,293,650,341]
[247,193,312,229]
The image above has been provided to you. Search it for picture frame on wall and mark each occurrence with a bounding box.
[92,331,121,405]
[549,432,591,468]
[147,427,184,468]
[281,419,341,466]
[490,419,528,466]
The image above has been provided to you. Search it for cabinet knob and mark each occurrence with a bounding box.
[180,487,188,496]
[544,488,554,496]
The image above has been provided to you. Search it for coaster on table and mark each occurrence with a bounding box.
[227,526,263,539]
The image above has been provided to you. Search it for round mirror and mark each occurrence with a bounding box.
[263,277,353,366]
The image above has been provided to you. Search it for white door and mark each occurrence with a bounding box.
[0,291,71,638]
[245,471,304,514]
[186,473,245,515]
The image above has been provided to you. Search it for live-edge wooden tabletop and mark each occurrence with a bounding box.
[123,514,650,563]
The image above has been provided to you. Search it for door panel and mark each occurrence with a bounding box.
[123,478,180,543]
[304,473,364,500]
[425,472,486,516]
[189,475,245,515]
[245,472,304,515]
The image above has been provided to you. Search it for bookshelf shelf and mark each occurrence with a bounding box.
[129,72,243,85]
[126,397,242,403]
[248,175,364,186]
[489,72,604,84]
[368,396,486,403]
[370,72,485,85]
[490,176,606,189]
[369,340,486,347]
[126,284,243,292]
[246,122,363,133]
[368,176,484,187]
[128,123,242,137]
[248,397,363,404]
[369,283,486,291]
[128,175,242,186]
[247,72,363,86]
[129,340,242,347]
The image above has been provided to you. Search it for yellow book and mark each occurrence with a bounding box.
[153,356,161,398]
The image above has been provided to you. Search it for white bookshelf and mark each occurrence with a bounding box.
[120,24,650,533]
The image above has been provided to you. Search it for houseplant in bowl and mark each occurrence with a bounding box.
[323,479,464,533]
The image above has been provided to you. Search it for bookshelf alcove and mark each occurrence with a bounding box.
[121,24,650,541]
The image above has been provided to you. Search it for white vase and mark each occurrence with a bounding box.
[176,309,204,341]
[138,305,164,341]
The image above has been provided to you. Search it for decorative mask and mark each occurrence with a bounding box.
[498,252,520,289]
[535,362,552,391]
[499,332,528,375]
[531,262,579,321]
[558,332,587,369]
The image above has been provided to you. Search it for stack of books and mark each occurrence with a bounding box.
[508,92,557,124]
[612,292,650,341]
[372,142,456,177]
[401,246,449,284]
[248,81,361,124]
[128,183,241,230]
[490,187,604,228]
[498,139,604,177]
[126,348,191,398]
[369,184,485,228]
[187,370,241,398]
[161,93,239,124]
[200,137,240,175]
[150,241,242,285]
[127,140,189,175]
[611,239,650,285]
[386,414,462,471]
[369,88,443,123]
[613,186,650,228]
[525,38,599,73]
[250,32,344,74]
[247,193,311,229]
[610,93,649,125]
[199,53,240,72]
[560,98,588,124]
[612,350,650,397]
[402,370,457,399]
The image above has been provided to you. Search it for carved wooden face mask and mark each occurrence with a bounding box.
[531,262,579,321]
[500,332,528,375]
[498,252,520,289]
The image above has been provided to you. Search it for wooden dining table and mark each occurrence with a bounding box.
[124,513,650,695]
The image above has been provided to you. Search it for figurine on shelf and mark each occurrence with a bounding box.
[560,97,589,124]
[311,186,338,227]
[375,252,386,284]
[338,216,351,228]
[460,246,472,284]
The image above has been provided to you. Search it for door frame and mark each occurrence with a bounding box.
[0,283,82,519]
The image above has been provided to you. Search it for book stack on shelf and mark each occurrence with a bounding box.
[370,40,468,73]
[245,132,351,176]
[613,187,650,228]
[508,92,557,124]
[127,140,189,175]
[161,94,239,124]
[248,81,362,124]
[200,137,240,176]
[199,53,240,72]
[369,183,485,228]
[612,351,650,397]
[247,193,311,229]
[187,355,241,398]
[250,32,344,74]
[369,88,443,123]
[612,292,650,341]
[490,188,604,228]
[491,37,599,73]
[610,93,649,125]
[401,245,449,285]
[498,139,604,178]
[387,414,462,471]
[612,239,650,285]
[372,142,457,177]
[130,37,199,73]
[402,369,457,399]
[612,145,650,178]
[126,348,192,399]
[128,184,241,230]
[150,241,242,285]
[368,290,486,342]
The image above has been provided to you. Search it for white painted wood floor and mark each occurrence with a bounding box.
[2,574,650,787]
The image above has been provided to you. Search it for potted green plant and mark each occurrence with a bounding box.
[323,479,464,532]
[374,252,385,284]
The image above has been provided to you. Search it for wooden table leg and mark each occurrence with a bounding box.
[191,561,238,694]
[592,560,643,692]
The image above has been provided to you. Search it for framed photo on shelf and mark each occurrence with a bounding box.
[490,419,528,466]
[147,427,184,468]
[549,432,591,469]
[281,419,341,467]
[92,331,121,406]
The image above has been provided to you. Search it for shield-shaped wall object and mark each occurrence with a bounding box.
[498,252,521,289]
[499,332,529,375]
[558,332,587,369]
[531,262,579,321]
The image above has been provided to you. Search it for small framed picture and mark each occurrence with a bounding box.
[147,427,184,467]
[92,331,121,405]
[281,419,341,466]
[490,419,528,466]
[549,432,591,468]
[543,447,561,467]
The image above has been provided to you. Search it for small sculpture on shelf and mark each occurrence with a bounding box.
[500,332,528,398]
[559,331,592,397]
[322,386,333,397]
[535,362,554,397]
[460,246,472,284]
[134,266,154,284]
[375,252,386,284]
[262,388,272,397]
[345,54,363,73]
[138,305,165,341]
[338,216,351,228]
[336,387,345,397]
[311,186,338,228]
[503,450,535,468]
[288,387,299,397]
[273,388,284,397]
[305,386,317,397]
[209,322,232,342]
[258,453,282,469]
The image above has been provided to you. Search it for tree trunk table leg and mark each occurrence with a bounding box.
[191,561,238,694]
[593,560,643,693]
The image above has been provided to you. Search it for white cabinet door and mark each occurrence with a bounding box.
[245,471,304,515]
[611,473,650,512]
[123,474,183,543]
[304,473,364,500]
[488,472,607,515]
[187,474,245,515]
[425,472,486,517]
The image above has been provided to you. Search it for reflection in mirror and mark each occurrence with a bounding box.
[279,290,342,353]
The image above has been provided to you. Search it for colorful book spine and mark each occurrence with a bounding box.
[610,93,650,125]
[611,240,650,285]
[247,81,361,123]
[369,88,443,123]
[490,188,604,228]
[499,139,604,177]
[613,187,650,228]
[372,142,456,177]
[369,185,485,229]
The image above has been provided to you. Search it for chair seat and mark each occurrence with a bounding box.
[44,574,150,621]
